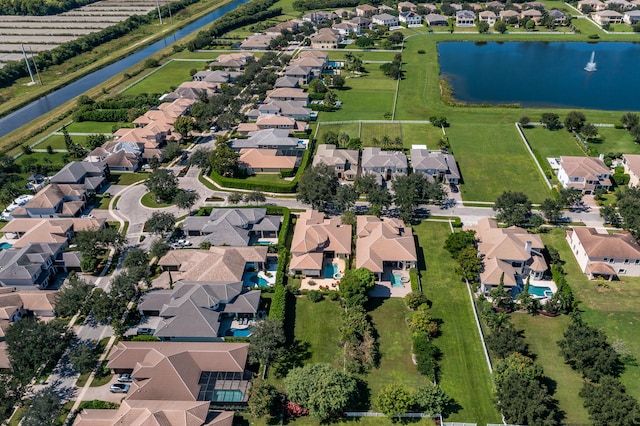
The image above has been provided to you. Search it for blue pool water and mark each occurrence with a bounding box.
[328,61,341,68]
[324,263,339,278]
[212,389,244,402]
[230,328,252,337]
[390,273,404,287]
[242,271,268,288]
[528,285,553,298]
[0,243,12,249]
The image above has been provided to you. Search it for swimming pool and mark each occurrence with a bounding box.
[230,328,252,337]
[324,263,339,278]
[529,285,554,298]
[0,243,12,250]
[390,272,404,287]
[242,271,268,288]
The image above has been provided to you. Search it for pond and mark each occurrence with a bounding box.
[438,41,640,110]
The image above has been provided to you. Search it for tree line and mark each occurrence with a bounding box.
[0,0,98,16]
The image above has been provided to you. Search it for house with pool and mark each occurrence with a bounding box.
[468,218,553,298]
[355,216,417,297]
[289,210,352,281]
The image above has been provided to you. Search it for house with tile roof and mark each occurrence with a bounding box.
[557,156,612,194]
[467,218,548,293]
[106,341,251,404]
[372,13,399,26]
[229,129,304,157]
[1,217,105,249]
[265,87,309,103]
[398,1,417,12]
[356,4,378,17]
[566,227,640,280]
[312,144,359,181]
[520,8,543,23]
[10,184,86,219]
[361,147,407,184]
[479,10,497,26]
[499,9,520,22]
[399,11,422,24]
[74,400,234,426]
[355,216,417,281]
[182,208,281,247]
[0,243,67,289]
[274,75,301,88]
[137,281,261,341]
[548,8,567,24]
[349,16,373,29]
[623,9,640,23]
[209,52,255,69]
[578,0,606,10]
[240,34,275,50]
[310,28,341,49]
[623,154,640,187]
[410,146,460,184]
[592,9,623,24]
[425,13,450,26]
[456,10,476,26]
[289,210,352,277]
[239,149,299,174]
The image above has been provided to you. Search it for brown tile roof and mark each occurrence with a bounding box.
[355,216,417,273]
[239,149,297,170]
[23,184,84,209]
[290,210,352,256]
[2,218,105,248]
[572,227,640,259]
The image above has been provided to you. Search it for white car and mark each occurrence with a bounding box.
[176,239,192,247]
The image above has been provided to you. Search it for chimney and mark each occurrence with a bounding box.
[525,241,532,254]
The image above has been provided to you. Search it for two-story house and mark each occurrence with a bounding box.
[456,10,476,26]
[399,11,422,25]
[361,147,407,183]
[0,243,67,289]
[372,13,399,26]
[410,146,460,184]
[10,184,86,218]
[557,155,612,194]
[312,144,359,181]
[50,161,107,194]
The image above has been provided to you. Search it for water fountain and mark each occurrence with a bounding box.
[585,51,597,72]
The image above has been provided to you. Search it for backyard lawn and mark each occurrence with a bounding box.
[523,126,585,160]
[315,122,441,151]
[541,229,640,400]
[413,221,502,425]
[65,121,121,133]
[293,297,343,366]
[447,122,551,203]
[123,59,208,96]
[588,127,640,155]
[109,173,148,186]
[244,173,290,185]
[35,134,90,150]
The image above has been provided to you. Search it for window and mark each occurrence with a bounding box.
[618,269,627,274]
[625,259,630,264]
[609,258,615,264]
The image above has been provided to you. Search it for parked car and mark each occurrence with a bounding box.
[136,328,153,335]
[176,239,192,247]
[117,373,134,383]
[109,383,130,393]
[449,183,459,193]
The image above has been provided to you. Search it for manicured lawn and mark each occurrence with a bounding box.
[123,60,208,96]
[315,122,360,141]
[447,122,551,203]
[361,122,402,146]
[140,192,173,208]
[109,173,147,186]
[35,134,90,150]
[244,173,289,184]
[64,121,119,133]
[413,221,502,425]
[327,51,399,62]
[511,313,590,424]
[541,228,640,400]
[315,122,441,151]
[293,297,343,365]
[523,126,585,160]
[401,124,444,149]
[15,152,67,176]
[588,127,640,155]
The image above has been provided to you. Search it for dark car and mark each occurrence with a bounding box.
[450,183,459,193]
[109,383,130,393]
[136,328,153,335]
[117,373,134,383]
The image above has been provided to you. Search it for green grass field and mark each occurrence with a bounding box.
[541,229,640,400]
[64,121,120,133]
[123,59,208,96]
[315,122,442,151]
[588,127,640,155]
[315,122,360,142]
[293,297,343,365]
[360,122,402,146]
[244,173,290,184]
[414,222,502,425]
[35,134,90,150]
[447,122,551,203]
[523,126,585,160]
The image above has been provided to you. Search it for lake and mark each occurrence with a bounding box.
[438,41,640,110]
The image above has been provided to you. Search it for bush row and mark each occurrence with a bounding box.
[269,208,292,321]
[292,0,365,11]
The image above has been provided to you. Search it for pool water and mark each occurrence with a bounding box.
[324,263,339,278]
[0,243,12,249]
[242,271,268,288]
[528,285,553,297]
[212,389,244,402]
[230,328,252,337]
[390,273,404,287]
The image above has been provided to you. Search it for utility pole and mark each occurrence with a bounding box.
[21,44,35,84]
[28,46,42,85]
[155,0,163,25]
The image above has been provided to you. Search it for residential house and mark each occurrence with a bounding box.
[449,3,463,11]
[137,281,261,341]
[209,52,255,69]
[182,208,281,246]
[398,1,417,12]
[605,0,633,9]
[312,144,359,181]
[456,10,476,26]
[334,8,354,18]
[274,75,301,88]
[192,70,239,84]
[361,147,407,183]
[356,4,378,17]
[548,9,567,24]
[332,21,360,35]
[106,341,251,404]
[1,217,105,249]
[567,227,640,280]
[592,9,623,24]
[88,148,140,172]
[240,34,275,50]
[557,155,612,194]
[425,13,449,26]
[479,10,497,26]
[236,116,307,134]
[578,0,606,10]
[520,8,543,23]
[410,146,460,184]
[255,100,312,120]
[349,16,373,30]
[10,184,86,218]
[623,154,640,186]
[310,28,341,49]
[0,243,67,289]
[468,3,484,12]
[524,1,546,10]
[355,216,417,281]
[264,20,300,36]
[378,4,395,13]
[623,9,640,23]
[283,65,313,85]
[163,81,219,103]
[158,246,268,283]
[499,9,520,22]
[265,87,309,103]
[50,161,107,194]
[302,11,337,24]
[468,218,548,293]
[486,1,506,10]
[372,13,399,26]
[399,11,422,24]
[289,210,352,277]
[229,129,304,156]
[75,400,234,426]
[238,149,299,174]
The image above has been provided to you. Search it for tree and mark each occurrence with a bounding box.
[90,288,113,323]
[410,304,439,337]
[541,112,562,130]
[456,246,482,282]
[150,238,170,259]
[249,319,286,379]
[558,187,583,209]
[210,138,239,177]
[54,272,93,317]
[339,268,375,302]
[332,74,346,89]
[429,116,449,128]
[580,376,640,426]
[520,115,531,126]
[341,210,357,227]
[404,292,429,310]
[486,323,529,359]
[493,352,544,388]
[621,112,639,129]
[123,248,148,269]
[525,18,536,30]
[600,203,618,225]
[173,116,195,140]
[86,133,107,150]
[69,341,98,374]
[297,164,339,211]
[285,363,358,420]
[244,191,266,205]
[333,184,358,212]
[188,148,212,169]
[494,191,531,226]
[581,123,598,140]
[22,388,62,426]
[540,198,563,223]
[393,174,445,222]
[309,78,327,94]
[564,111,586,131]
[144,211,176,234]
[367,186,392,217]
[414,383,453,416]
[248,380,281,418]
[375,383,414,418]
[164,141,183,161]
[227,192,243,204]
[494,19,508,33]
[615,187,640,238]
[145,169,179,203]
[355,36,374,48]
[631,124,640,143]
[174,190,199,212]
[477,20,490,33]
[388,31,404,44]
[444,230,476,258]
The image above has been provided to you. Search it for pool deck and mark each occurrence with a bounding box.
[369,270,412,298]
[299,257,346,291]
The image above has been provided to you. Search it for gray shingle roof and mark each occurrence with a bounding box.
[229,129,299,150]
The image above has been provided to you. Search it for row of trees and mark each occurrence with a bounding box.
[380,53,403,80]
